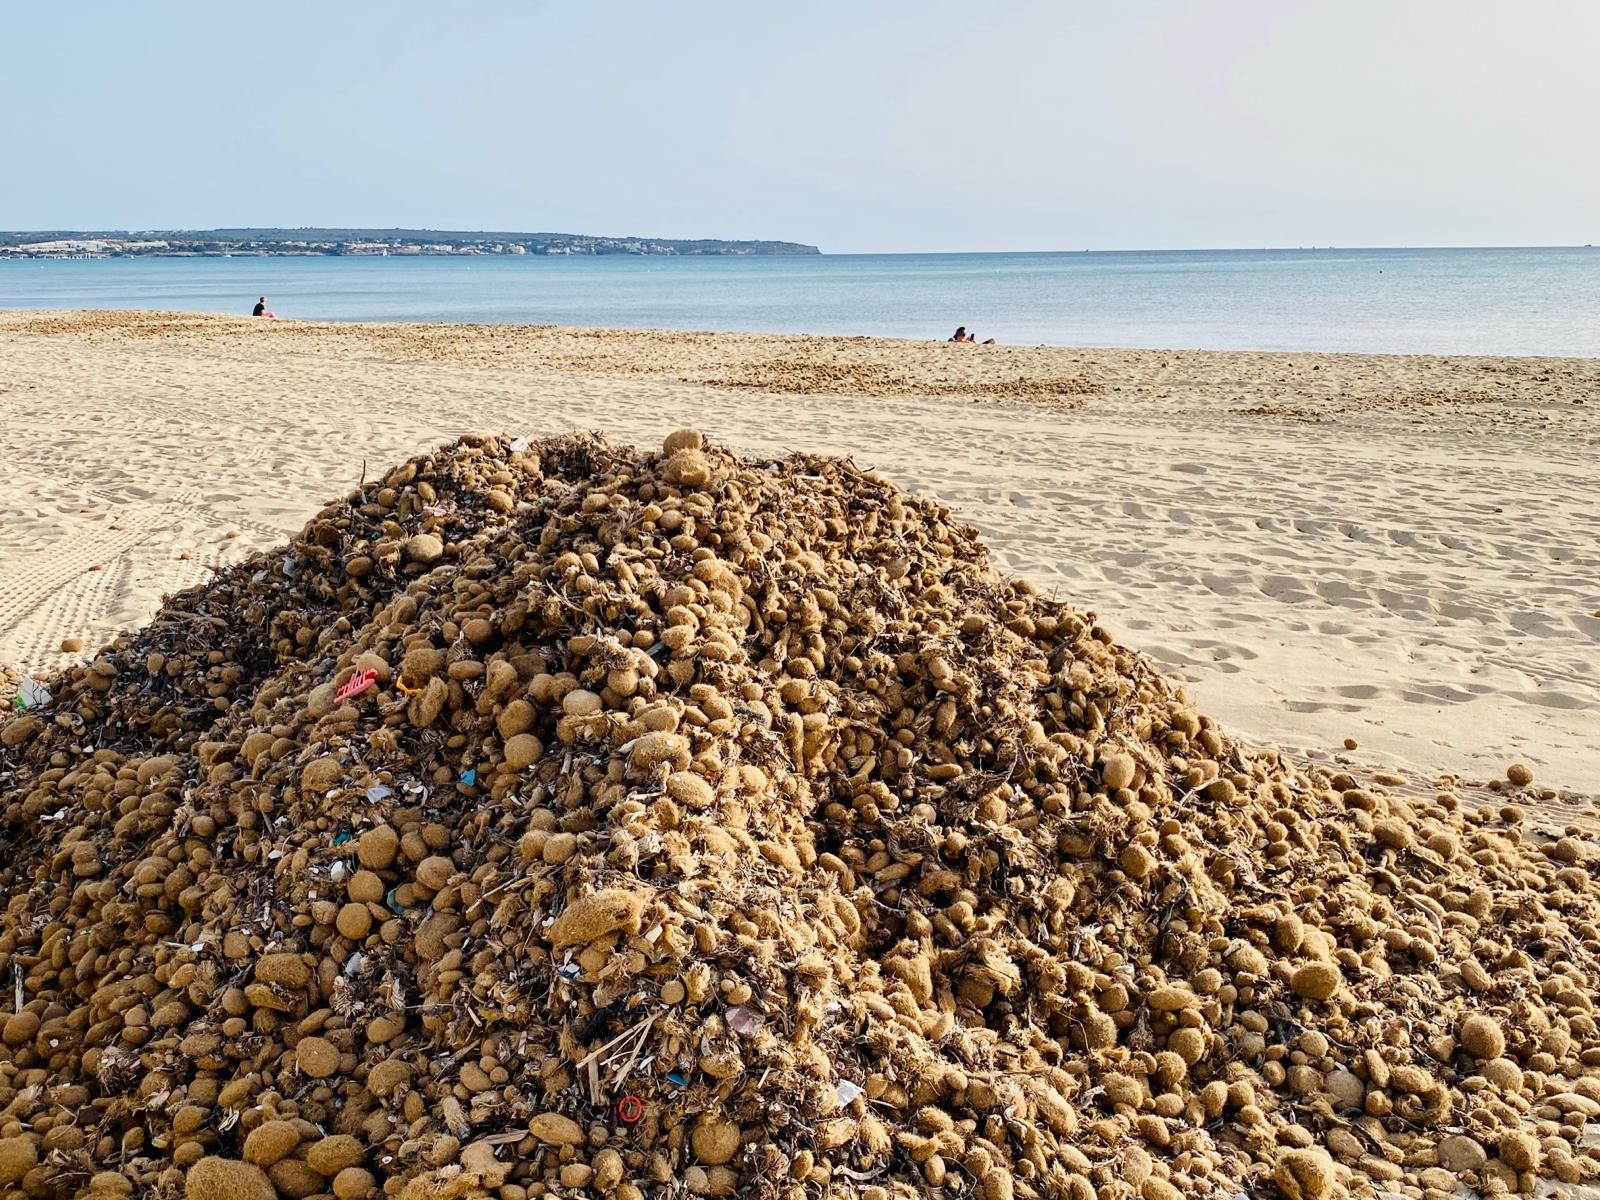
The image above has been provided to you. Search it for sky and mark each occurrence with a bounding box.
[4,1,1598,253]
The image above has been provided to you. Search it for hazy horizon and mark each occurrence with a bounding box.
[4,1,1598,254]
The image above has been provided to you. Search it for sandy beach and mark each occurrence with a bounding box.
[2,309,1596,798]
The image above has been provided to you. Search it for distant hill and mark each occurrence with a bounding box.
[0,227,821,258]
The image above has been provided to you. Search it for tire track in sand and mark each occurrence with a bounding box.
[0,516,161,665]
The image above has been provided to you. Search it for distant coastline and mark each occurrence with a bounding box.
[0,227,821,259]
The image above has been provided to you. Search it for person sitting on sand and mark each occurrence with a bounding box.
[949,326,969,342]
[252,296,278,320]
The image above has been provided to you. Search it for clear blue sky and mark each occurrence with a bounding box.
[4,1,1597,253]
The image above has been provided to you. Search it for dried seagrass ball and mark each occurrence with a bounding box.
[241,1119,300,1167]
[185,1157,276,1200]
[663,428,705,455]
[1289,962,1342,1001]
[504,733,543,770]
[1458,1013,1506,1061]
[690,1117,742,1165]
[1499,1130,1539,1172]
[2,1010,40,1046]
[416,855,454,890]
[1146,986,1195,1013]
[85,1172,133,1198]
[255,953,311,988]
[1101,752,1137,792]
[301,755,343,792]
[592,1148,625,1190]
[0,1136,38,1185]
[296,1035,341,1078]
[333,1167,377,1199]
[1436,1135,1487,1173]
[663,449,713,488]
[269,1159,324,1197]
[1120,843,1156,879]
[666,770,714,808]
[548,888,645,947]
[306,1135,364,1175]
[336,901,372,940]
[528,1112,585,1146]
[356,825,399,870]
[366,1058,410,1096]
[1272,1147,1336,1200]
[406,533,444,564]
[1482,1057,1523,1091]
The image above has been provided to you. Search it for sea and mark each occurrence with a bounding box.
[3,246,1599,356]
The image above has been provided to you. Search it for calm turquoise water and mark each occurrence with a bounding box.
[3,248,1598,355]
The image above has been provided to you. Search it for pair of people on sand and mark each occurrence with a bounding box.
[949,326,995,344]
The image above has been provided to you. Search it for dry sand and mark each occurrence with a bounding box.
[2,310,1596,798]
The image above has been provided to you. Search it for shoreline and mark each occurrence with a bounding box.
[2,309,1596,799]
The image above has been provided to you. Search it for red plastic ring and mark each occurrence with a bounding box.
[616,1094,645,1124]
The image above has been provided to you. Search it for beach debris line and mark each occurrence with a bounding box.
[1,430,1598,1200]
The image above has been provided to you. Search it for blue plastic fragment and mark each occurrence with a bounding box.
[459,768,477,786]
[666,1072,688,1088]
[333,832,353,846]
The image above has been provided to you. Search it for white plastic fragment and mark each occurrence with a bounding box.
[16,678,51,711]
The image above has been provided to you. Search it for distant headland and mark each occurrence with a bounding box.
[0,227,822,259]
